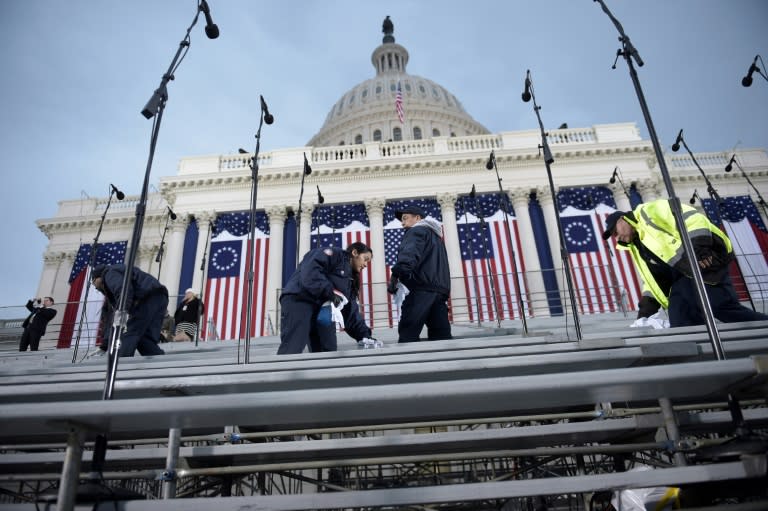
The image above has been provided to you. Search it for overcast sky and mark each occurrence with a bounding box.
[1,0,766,313]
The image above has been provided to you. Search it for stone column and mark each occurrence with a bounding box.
[638,179,660,202]
[536,187,566,302]
[297,205,313,262]
[39,251,64,302]
[510,188,548,317]
[161,216,190,303]
[137,245,157,277]
[613,185,632,212]
[191,211,215,294]
[437,192,469,323]
[266,206,287,334]
[364,198,388,328]
[59,252,76,301]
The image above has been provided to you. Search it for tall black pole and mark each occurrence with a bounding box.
[609,166,631,203]
[295,153,312,266]
[726,154,768,220]
[196,220,213,347]
[93,1,213,481]
[314,186,325,248]
[242,95,273,364]
[594,0,726,360]
[522,70,582,340]
[155,207,176,279]
[71,186,122,363]
[672,131,725,208]
[594,0,743,430]
[678,137,756,312]
[460,192,484,325]
[487,151,530,334]
[588,193,626,315]
[470,189,502,328]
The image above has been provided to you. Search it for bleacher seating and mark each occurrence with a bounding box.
[0,317,766,510]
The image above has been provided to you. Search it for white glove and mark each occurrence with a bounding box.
[329,291,348,328]
[357,338,383,349]
[394,282,409,308]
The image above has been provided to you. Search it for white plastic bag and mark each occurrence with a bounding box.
[394,282,409,308]
[611,465,680,510]
[318,291,348,329]
[330,290,348,329]
[630,311,669,329]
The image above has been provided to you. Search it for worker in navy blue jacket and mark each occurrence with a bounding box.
[388,205,452,343]
[277,242,374,354]
[91,264,167,357]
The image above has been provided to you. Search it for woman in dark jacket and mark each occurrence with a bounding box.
[277,242,373,354]
[173,288,203,341]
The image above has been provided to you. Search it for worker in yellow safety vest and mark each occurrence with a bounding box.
[602,198,768,327]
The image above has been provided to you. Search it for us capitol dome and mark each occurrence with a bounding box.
[307,16,490,147]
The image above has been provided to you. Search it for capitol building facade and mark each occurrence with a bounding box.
[34,21,768,348]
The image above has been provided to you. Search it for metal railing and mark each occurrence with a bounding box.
[5,262,766,348]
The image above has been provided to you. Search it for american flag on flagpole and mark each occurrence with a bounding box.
[456,192,528,323]
[57,241,127,348]
[558,185,642,314]
[395,81,405,124]
[203,212,271,340]
[311,203,374,326]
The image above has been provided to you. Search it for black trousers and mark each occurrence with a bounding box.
[19,328,43,351]
[398,290,452,343]
[116,292,168,357]
[277,296,337,354]
[668,274,768,327]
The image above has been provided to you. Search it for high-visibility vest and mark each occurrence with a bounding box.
[615,199,732,309]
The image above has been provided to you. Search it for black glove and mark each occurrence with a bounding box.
[331,293,344,308]
[637,295,661,319]
[387,276,399,295]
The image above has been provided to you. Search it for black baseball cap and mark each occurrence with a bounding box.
[602,211,628,240]
[90,264,107,280]
[395,205,427,221]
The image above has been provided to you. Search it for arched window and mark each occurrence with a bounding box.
[393,127,402,141]
[413,127,422,140]
[354,134,363,144]
[432,128,441,137]
[373,129,382,142]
